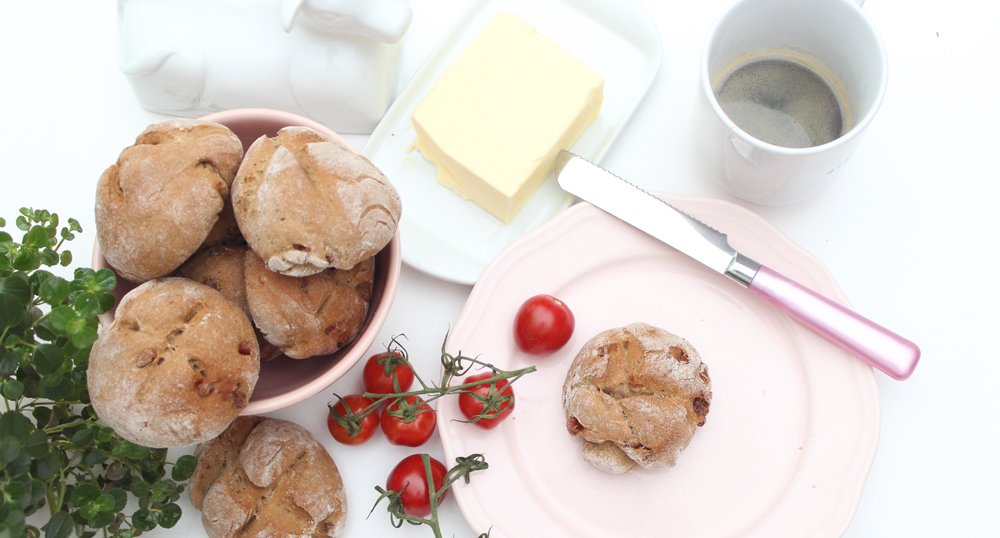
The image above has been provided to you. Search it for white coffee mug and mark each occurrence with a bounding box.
[697,0,887,205]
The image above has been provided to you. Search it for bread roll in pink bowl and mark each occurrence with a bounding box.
[92,108,401,415]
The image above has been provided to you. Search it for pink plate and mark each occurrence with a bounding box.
[438,196,879,537]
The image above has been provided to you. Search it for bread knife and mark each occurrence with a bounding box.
[555,150,920,380]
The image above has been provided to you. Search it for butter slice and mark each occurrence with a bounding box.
[412,12,603,224]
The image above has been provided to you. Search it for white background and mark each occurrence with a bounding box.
[1,0,997,536]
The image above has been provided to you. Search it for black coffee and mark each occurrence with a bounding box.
[716,57,845,148]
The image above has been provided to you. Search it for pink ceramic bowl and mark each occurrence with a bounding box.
[92,108,401,415]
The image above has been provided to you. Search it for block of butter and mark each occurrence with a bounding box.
[411,12,604,224]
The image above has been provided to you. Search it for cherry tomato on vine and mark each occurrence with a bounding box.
[327,394,378,445]
[381,395,436,447]
[386,454,448,517]
[458,373,515,429]
[363,350,415,394]
[513,294,575,355]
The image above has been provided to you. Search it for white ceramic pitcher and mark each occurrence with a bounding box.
[117,0,412,133]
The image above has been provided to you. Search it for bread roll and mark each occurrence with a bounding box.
[190,417,347,538]
[562,323,712,473]
[87,278,260,448]
[174,246,281,361]
[232,126,400,276]
[244,249,373,359]
[95,119,243,283]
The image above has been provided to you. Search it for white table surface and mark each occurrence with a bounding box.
[2,0,997,536]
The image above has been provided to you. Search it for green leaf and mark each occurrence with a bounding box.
[0,272,31,304]
[112,440,151,463]
[0,231,12,253]
[156,503,182,528]
[131,480,150,498]
[82,448,108,467]
[67,218,82,234]
[22,226,51,249]
[33,322,56,343]
[0,411,33,443]
[37,372,70,400]
[92,269,116,294]
[95,426,114,445]
[139,457,165,480]
[43,306,75,335]
[0,217,5,227]
[149,480,178,503]
[0,297,24,328]
[71,428,95,447]
[40,249,59,267]
[0,437,23,467]
[0,351,18,376]
[25,477,47,511]
[87,510,115,529]
[10,249,40,272]
[32,344,64,376]
[39,276,71,305]
[92,493,115,513]
[4,482,26,506]
[59,250,72,267]
[31,406,52,429]
[24,428,48,459]
[0,380,23,400]
[1,505,26,537]
[97,292,115,314]
[171,455,197,481]
[78,502,99,521]
[44,511,73,538]
[108,489,127,512]
[70,483,100,507]
[131,509,156,532]
[72,293,100,318]
[69,326,98,350]
[14,216,29,232]
[32,452,62,482]
[0,273,30,328]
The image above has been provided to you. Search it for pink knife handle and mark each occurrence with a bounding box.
[748,265,919,380]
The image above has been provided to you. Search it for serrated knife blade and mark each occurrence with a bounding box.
[555,150,920,380]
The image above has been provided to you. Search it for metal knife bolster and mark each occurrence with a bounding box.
[725,253,761,287]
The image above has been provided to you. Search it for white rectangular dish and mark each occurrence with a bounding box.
[363,0,662,284]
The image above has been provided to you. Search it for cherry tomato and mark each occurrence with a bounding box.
[386,454,448,517]
[458,373,515,429]
[363,350,415,394]
[513,294,575,355]
[327,394,378,445]
[381,395,436,447]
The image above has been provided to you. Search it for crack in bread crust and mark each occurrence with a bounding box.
[191,417,347,538]
[231,126,400,276]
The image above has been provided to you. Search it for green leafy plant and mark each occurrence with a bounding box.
[0,208,195,538]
